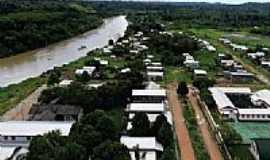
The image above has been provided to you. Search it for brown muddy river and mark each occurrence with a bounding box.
[0,16,128,87]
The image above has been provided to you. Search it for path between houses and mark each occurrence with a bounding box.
[188,87,223,160]
[2,85,47,121]
[167,83,196,160]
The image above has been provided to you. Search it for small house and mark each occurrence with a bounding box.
[132,89,166,103]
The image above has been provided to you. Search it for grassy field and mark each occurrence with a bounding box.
[0,77,45,115]
[162,66,192,85]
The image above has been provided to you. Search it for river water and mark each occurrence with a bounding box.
[0,16,128,87]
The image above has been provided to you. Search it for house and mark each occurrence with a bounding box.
[250,138,270,160]
[150,62,162,67]
[147,55,154,59]
[132,89,166,103]
[126,103,166,114]
[144,59,152,65]
[99,60,109,66]
[194,69,207,78]
[206,45,216,52]
[0,121,73,147]
[251,90,270,108]
[231,44,249,52]
[126,103,166,123]
[184,59,199,69]
[103,47,111,54]
[223,70,254,81]
[146,66,163,72]
[147,71,164,81]
[120,136,163,160]
[121,68,131,73]
[145,81,161,90]
[75,66,96,76]
[59,80,73,87]
[29,104,82,121]
[87,83,104,89]
[261,61,270,70]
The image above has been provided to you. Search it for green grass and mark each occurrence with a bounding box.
[0,77,45,115]
[162,66,192,85]
[182,102,210,160]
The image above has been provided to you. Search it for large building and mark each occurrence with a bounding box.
[209,87,270,121]
[0,121,73,147]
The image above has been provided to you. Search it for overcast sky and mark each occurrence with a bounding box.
[132,0,270,4]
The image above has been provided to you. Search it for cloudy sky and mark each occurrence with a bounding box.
[132,0,270,4]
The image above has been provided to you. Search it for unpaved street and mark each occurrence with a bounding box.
[167,83,196,160]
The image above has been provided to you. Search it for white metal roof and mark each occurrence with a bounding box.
[132,89,166,97]
[147,72,164,77]
[120,136,163,151]
[251,90,270,106]
[229,71,254,76]
[238,108,270,115]
[0,121,74,136]
[0,146,16,160]
[128,113,160,123]
[209,88,236,110]
[150,62,162,66]
[211,87,251,94]
[59,80,73,86]
[194,69,207,75]
[127,103,165,112]
[147,66,163,70]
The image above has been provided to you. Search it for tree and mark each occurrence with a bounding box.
[128,112,150,136]
[77,71,91,83]
[177,81,189,97]
[150,114,167,136]
[92,140,131,160]
[108,39,114,46]
[47,72,60,86]
[27,130,87,160]
[157,122,173,147]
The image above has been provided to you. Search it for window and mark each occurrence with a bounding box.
[11,136,16,141]
[262,115,265,118]
[4,136,8,140]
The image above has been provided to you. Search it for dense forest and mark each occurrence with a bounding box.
[0,0,103,58]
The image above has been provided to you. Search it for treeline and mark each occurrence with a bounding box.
[89,1,270,30]
[0,0,103,58]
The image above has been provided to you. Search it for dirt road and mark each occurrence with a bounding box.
[167,83,196,160]
[2,85,47,121]
[188,87,223,160]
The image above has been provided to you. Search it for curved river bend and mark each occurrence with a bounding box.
[0,16,128,87]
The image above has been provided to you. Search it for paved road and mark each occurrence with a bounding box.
[188,87,223,160]
[167,83,196,160]
[2,85,47,121]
